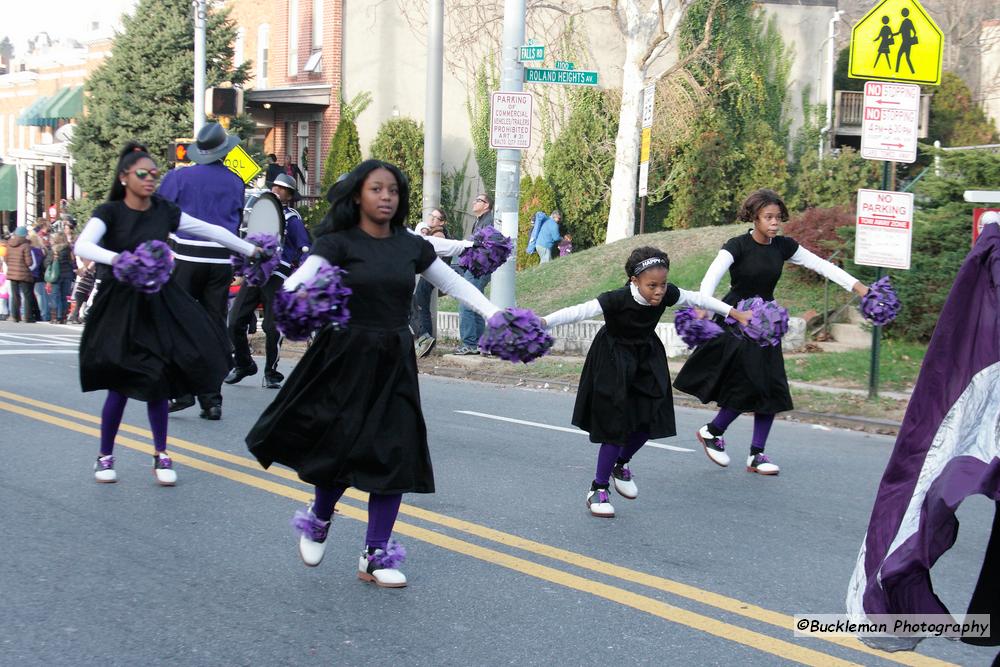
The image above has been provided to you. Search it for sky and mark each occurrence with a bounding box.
[4,0,136,55]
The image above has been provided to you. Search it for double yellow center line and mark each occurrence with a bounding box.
[0,389,954,667]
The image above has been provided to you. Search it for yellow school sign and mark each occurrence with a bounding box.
[223,144,262,184]
[848,0,943,86]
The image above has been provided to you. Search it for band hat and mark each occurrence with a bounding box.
[272,173,298,193]
[187,122,241,164]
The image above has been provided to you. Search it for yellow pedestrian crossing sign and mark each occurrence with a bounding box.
[223,144,262,184]
[849,0,943,86]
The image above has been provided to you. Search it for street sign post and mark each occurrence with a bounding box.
[855,189,914,270]
[524,68,599,86]
[637,83,655,233]
[518,45,544,62]
[848,0,943,85]
[224,144,262,184]
[489,91,533,150]
[860,81,920,163]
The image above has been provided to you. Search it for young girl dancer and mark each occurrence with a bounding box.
[74,142,261,485]
[246,160,502,587]
[542,246,751,518]
[673,189,870,476]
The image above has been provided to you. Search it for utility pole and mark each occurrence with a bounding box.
[490,0,526,310]
[193,0,207,135]
[422,0,444,226]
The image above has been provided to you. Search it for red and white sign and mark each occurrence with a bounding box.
[860,81,920,164]
[973,208,1000,244]
[855,189,913,270]
[489,91,533,150]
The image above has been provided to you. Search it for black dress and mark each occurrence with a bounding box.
[79,197,233,401]
[573,284,681,444]
[673,232,799,414]
[246,226,439,494]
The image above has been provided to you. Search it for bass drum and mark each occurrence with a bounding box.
[241,191,285,240]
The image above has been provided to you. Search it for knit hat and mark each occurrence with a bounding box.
[14,227,27,237]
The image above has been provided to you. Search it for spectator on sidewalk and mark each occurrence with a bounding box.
[5,227,37,322]
[454,193,494,355]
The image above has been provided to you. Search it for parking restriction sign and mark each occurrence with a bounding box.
[861,81,920,163]
[855,189,913,270]
[489,92,533,150]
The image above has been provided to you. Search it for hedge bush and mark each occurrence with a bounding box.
[369,117,424,228]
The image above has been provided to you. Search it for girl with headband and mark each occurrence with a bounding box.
[541,246,751,518]
[673,189,869,476]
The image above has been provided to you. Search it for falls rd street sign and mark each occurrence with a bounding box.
[861,81,920,163]
[518,45,545,62]
[224,144,262,184]
[855,189,913,270]
[848,0,943,85]
[489,91,533,150]
[524,68,599,86]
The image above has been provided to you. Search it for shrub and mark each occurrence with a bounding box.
[783,205,853,261]
[440,154,473,240]
[543,88,618,247]
[369,117,424,228]
[788,147,880,212]
[837,148,1000,341]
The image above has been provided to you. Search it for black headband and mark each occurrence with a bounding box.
[631,257,667,277]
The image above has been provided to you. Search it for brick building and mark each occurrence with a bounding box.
[226,0,342,197]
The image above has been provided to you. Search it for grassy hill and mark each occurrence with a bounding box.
[443,224,858,320]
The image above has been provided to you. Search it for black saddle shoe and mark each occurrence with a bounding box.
[224,363,258,384]
[200,406,222,420]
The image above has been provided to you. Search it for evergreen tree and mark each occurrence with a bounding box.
[466,57,498,196]
[70,0,249,206]
[927,72,999,147]
[369,117,424,228]
[543,88,618,248]
[321,92,370,196]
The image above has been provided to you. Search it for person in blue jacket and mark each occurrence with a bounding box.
[527,210,563,263]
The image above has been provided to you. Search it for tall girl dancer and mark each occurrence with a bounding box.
[246,160,501,588]
[542,246,751,518]
[74,142,261,485]
[673,189,869,476]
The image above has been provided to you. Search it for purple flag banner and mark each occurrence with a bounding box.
[846,222,1000,651]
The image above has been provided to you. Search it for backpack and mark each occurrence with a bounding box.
[29,247,45,282]
[44,255,60,283]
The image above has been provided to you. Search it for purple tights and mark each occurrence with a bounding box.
[99,390,169,456]
[709,407,775,451]
[312,485,403,551]
[594,431,648,486]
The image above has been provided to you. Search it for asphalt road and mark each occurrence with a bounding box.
[0,321,995,666]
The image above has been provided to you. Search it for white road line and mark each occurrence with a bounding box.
[0,349,77,355]
[455,410,694,452]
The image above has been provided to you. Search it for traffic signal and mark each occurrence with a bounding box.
[169,139,194,165]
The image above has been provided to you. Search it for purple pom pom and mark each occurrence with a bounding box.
[673,307,723,348]
[273,265,352,341]
[291,508,329,542]
[860,276,900,326]
[232,233,281,286]
[111,240,174,293]
[368,539,406,570]
[725,297,789,348]
[478,307,554,363]
[457,226,513,278]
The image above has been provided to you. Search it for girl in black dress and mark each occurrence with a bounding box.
[74,142,260,485]
[673,189,870,476]
[542,247,751,518]
[246,160,501,587]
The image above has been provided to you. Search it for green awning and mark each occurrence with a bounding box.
[17,96,53,126]
[16,86,84,127]
[47,85,83,120]
[0,164,16,212]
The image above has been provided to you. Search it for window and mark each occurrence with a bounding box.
[234,27,245,68]
[303,51,322,73]
[288,0,299,76]
[312,0,323,50]
[257,24,269,88]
